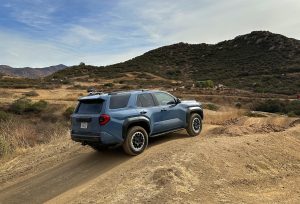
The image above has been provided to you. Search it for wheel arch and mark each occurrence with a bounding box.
[122,116,150,139]
[186,106,203,126]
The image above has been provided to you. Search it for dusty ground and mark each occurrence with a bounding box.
[0,108,299,204]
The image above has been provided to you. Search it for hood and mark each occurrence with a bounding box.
[180,100,201,107]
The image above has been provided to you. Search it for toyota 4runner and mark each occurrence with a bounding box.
[71,90,203,155]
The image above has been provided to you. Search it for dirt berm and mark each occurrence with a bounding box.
[0,111,299,203]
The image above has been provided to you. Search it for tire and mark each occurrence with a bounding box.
[122,126,148,156]
[186,113,202,137]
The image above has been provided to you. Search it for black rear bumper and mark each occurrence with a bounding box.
[71,131,102,143]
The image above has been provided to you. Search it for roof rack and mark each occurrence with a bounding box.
[87,88,104,96]
[107,89,149,95]
[88,91,104,96]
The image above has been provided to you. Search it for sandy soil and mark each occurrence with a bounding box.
[0,110,299,204]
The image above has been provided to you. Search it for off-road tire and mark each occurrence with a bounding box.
[123,126,148,156]
[186,113,202,137]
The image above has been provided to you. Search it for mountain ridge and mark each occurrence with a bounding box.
[0,64,67,78]
[50,31,300,94]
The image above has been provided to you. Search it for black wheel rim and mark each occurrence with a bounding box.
[131,131,145,151]
[192,118,201,133]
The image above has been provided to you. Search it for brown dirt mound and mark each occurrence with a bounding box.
[209,124,286,136]
[207,116,297,136]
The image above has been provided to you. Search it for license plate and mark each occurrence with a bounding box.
[80,122,88,129]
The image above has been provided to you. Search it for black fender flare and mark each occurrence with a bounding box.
[122,116,151,139]
[186,106,204,127]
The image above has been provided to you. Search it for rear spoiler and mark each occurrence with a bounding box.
[78,97,105,102]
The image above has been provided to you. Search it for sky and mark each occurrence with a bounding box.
[0,0,300,68]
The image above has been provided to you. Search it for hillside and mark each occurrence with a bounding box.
[0,64,67,78]
[51,31,300,95]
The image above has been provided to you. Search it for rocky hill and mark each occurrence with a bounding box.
[51,31,300,95]
[0,64,67,78]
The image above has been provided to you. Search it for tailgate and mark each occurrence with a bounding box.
[71,99,104,135]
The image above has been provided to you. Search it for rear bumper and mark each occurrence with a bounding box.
[71,134,101,143]
[71,131,123,145]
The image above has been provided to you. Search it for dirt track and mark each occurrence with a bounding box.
[0,111,300,203]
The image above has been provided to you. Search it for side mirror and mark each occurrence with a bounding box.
[176,98,181,104]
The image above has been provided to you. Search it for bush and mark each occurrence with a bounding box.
[203,103,219,111]
[0,110,11,121]
[104,83,114,87]
[64,107,75,119]
[254,99,285,113]
[196,80,214,88]
[245,111,267,117]
[10,97,32,114]
[24,90,39,97]
[29,100,48,113]
[254,99,300,116]
[235,102,242,109]
[9,98,48,114]
[286,100,300,116]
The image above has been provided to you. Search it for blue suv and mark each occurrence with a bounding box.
[71,90,203,155]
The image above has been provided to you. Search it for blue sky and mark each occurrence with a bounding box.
[0,0,300,67]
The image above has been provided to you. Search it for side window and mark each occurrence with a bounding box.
[109,94,131,109]
[153,92,176,106]
[137,93,156,107]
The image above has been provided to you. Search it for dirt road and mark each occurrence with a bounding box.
[0,112,300,203]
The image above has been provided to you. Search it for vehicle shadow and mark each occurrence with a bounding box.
[148,130,189,147]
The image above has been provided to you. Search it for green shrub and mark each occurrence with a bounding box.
[0,110,11,121]
[104,83,114,87]
[29,100,48,113]
[196,80,214,88]
[10,97,32,114]
[64,106,75,119]
[203,103,219,111]
[24,90,39,97]
[254,99,285,113]
[286,100,300,116]
[254,99,300,116]
[235,102,242,109]
[9,98,48,114]
[245,111,267,117]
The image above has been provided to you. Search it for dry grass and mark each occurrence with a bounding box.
[204,107,245,125]
[0,116,68,158]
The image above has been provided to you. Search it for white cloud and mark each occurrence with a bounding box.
[60,25,105,45]
[1,0,300,67]
[120,0,300,44]
[0,30,148,67]
[9,1,57,29]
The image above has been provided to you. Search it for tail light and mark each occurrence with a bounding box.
[99,114,110,125]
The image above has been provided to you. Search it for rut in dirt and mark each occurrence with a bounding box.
[0,151,129,204]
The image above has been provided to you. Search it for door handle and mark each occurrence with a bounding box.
[140,111,147,114]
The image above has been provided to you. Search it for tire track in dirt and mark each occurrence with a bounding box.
[0,151,129,204]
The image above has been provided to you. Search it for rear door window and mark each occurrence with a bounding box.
[109,94,131,109]
[137,93,156,107]
[76,100,103,114]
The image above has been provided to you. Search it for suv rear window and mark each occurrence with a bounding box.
[137,93,156,107]
[109,94,131,109]
[76,100,103,114]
